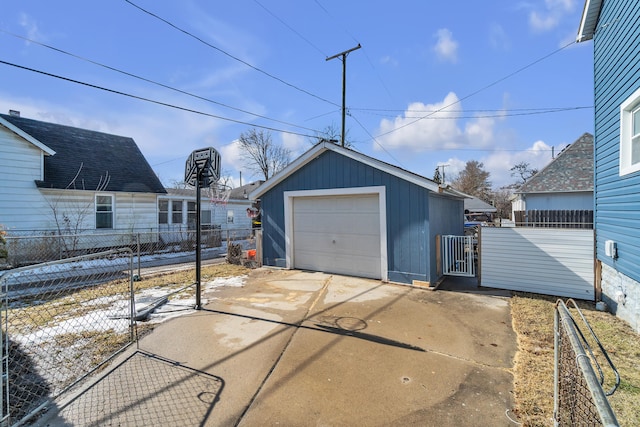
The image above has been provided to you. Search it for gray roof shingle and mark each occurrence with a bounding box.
[517,132,593,194]
[1,113,166,194]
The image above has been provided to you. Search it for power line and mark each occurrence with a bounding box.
[354,106,593,119]
[372,40,578,141]
[0,59,319,139]
[351,106,593,114]
[253,0,327,57]
[123,0,340,107]
[0,29,320,134]
[349,113,405,168]
[313,0,395,102]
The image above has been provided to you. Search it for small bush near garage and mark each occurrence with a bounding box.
[510,293,640,426]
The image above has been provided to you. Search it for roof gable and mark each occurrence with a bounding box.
[577,0,603,42]
[0,115,56,155]
[464,196,497,213]
[250,141,461,200]
[517,133,593,194]
[0,113,166,194]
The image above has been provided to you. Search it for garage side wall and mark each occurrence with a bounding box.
[259,151,433,283]
[428,194,465,283]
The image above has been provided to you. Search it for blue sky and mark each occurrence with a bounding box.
[0,0,593,189]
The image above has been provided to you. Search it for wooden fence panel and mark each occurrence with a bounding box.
[513,210,593,229]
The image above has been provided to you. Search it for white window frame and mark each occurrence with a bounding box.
[620,86,640,176]
[227,209,234,224]
[95,194,114,229]
[158,199,169,225]
[171,200,184,225]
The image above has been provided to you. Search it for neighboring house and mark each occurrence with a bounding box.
[578,0,640,331]
[160,181,259,233]
[511,133,594,226]
[0,111,166,236]
[250,141,464,286]
[464,196,497,225]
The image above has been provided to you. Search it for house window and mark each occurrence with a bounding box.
[172,200,183,224]
[187,201,197,229]
[201,209,212,225]
[620,87,640,175]
[158,200,169,224]
[227,210,234,224]
[95,195,113,229]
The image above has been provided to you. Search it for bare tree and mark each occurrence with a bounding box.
[451,160,492,202]
[46,164,111,253]
[238,128,291,180]
[489,187,514,220]
[510,161,538,186]
[308,123,353,148]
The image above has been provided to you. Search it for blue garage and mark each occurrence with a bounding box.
[250,142,464,286]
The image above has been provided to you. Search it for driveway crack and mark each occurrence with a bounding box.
[234,274,333,426]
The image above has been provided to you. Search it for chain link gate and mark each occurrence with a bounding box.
[554,299,620,426]
[1,248,136,426]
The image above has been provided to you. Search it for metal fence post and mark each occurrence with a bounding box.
[554,300,619,426]
[137,232,141,279]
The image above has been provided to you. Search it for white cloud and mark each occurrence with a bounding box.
[280,132,306,158]
[380,55,399,67]
[433,28,458,63]
[19,13,45,42]
[443,139,556,188]
[528,0,577,32]
[219,140,244,173]
[375,92,497,152]
[489,23,510,50]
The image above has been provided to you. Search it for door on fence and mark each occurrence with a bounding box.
[441,235,476,277]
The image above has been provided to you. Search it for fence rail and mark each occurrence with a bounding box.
[514,210,593,229]
[3,227,256,268]
[554,299,619,426]
[1,249,137,426]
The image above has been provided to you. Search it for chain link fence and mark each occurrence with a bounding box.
[3,227,257,269]
[554,299,620,426]
[1,249,136,426]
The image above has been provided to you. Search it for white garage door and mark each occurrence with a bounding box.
[292,194,381,279]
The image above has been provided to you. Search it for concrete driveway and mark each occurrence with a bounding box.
[40,268,518,426]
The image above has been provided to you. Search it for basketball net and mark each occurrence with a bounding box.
[209,186,231,208]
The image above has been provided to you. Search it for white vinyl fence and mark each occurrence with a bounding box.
[479,227,594,300]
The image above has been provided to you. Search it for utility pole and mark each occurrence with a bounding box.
[326,43,361,147]
[437,164,449,184]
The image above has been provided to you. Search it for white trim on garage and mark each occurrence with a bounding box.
[250,142,462,201]
[283,186,388,281]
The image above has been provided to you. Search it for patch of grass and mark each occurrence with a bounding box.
[511,293,640,426]
[134,263,249,292]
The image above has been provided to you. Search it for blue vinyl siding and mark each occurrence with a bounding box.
[593,0,640,282]
[259,150,462,284]
[429,194,465,283]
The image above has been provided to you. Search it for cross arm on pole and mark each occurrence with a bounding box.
[326,44,361,147]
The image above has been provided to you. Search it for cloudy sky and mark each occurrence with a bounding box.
[0,0,593,188]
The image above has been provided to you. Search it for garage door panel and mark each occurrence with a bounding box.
[295,250,380,279]
[292,194,381,279]
[293,231,380,256]
[294,213,379,235]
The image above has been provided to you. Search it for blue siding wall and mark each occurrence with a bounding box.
[593,0,640,282]
[525,192,593,211]
[260,150,461,284]
[429,194,464,283]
